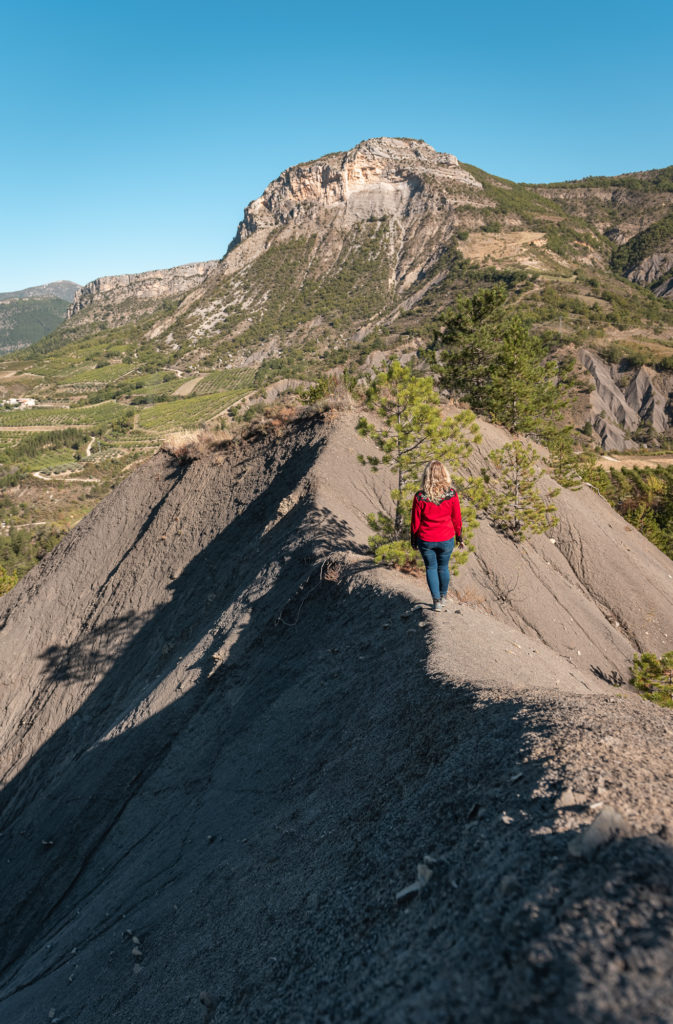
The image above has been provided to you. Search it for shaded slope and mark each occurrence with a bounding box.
[1,414,673,1022]
[0,296,70,353]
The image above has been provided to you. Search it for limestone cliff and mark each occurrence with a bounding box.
[66,260,218,325]
[66,139,484,339]
[229,137,480,249]
[152,138,491,357]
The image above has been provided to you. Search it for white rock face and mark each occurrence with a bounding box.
[229,137,481,249]
[67,261,218,321]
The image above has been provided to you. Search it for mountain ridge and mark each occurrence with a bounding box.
[0,281,80,353]
[0,281,79,303]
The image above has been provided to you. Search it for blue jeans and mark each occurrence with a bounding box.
[417,538,455,601]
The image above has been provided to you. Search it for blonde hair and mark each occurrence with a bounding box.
[422,460,452,500]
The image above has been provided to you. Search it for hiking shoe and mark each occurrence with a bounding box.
[433,599,444,612]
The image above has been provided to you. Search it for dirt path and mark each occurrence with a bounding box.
[204,390,257,424]
[0,424,94,433]
[0,521,46,532]
[31,471,100,482]
[599,453,673,469]
[172,375,202,396]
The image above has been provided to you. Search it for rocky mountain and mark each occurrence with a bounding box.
[55,139,494,357]
[1,410,673,1022]
[29,139,673,393]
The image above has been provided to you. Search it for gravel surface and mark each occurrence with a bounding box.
[1,411,672,1023]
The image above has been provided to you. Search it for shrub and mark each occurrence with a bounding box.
[161,429,233,462]
[0,565,18,595]
[469,440,558,541]
[631,651,673,707]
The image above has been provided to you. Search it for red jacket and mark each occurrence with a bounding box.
[411,489,462,544]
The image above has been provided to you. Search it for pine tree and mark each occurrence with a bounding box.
[545,427,596,490]
[482,316,565,438]
[429,284,508,411]
[356,359,480,566]
[430,286,569,442]
[470,440,558,541]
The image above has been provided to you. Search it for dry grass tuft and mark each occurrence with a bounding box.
[455,584,487,607]
[240,402,324,438]
[321,555,345,583]
[162,428,234,462]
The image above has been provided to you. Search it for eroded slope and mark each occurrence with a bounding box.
[1,413,673,1023]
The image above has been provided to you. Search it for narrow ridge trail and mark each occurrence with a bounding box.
[1,411,672,1023]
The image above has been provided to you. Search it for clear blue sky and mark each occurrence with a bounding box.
[1,0,670,292]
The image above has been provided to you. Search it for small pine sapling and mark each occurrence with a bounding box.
[0,565,18,596]
[356,359,480,567]
[471,440,558,541]
[631,651,673,707]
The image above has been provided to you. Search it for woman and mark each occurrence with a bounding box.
[411,460,463,611]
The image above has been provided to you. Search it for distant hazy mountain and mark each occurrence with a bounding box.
[0,281,79,353]
[0,280,79,302]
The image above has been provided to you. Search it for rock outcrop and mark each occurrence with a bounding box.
[229,137,481,249]
[627,249,673,290]
[625,364,672,434]
[66,260,218,325]
[629,250,673,299]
